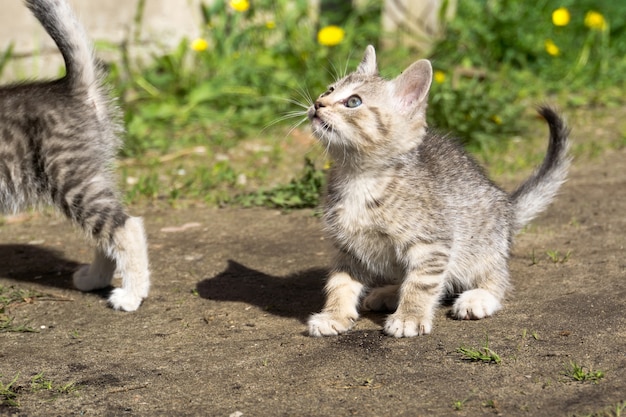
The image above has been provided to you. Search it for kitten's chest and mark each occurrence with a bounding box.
[324,174,404,258]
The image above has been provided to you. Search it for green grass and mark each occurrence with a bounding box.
[233,158,325,209]
[564,361,605,383]
[0,373,80,408]
[105,0,625,206]
[546,249,572,263]
[0,285,45,333]
[579,401,626,417]
[0,374,20,407]
[3,1,626,206]
[457,335,502,364]
[0,316,38,333]
[452,399,464,411]
[31,373,79,395]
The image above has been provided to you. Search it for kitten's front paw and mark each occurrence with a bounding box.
[452,289,501,320]
[362,286,399,312]
[108,288,143,312]
[384,313,432,337]
[308,312,356,337]
[73,265,111,292]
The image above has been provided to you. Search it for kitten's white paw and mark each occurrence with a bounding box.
[452,289,501,320]
[308,312,356,337]
[73,265,111,292]
[362,286,399,311]
[108,288,143,312]
[384,313,432,337]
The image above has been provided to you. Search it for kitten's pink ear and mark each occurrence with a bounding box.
[393,59,433,111]
[356,45,378,76]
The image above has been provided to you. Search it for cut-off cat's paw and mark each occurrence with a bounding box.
[451,289,502,320]
[108,287,144,312]
[384,312,432,337]
[308,312,356,336]
[362,285,399,312]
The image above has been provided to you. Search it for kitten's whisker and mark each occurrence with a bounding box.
[328,60,344,83]
[285,99,311,110]
[262,94,309,110]
[342,49,356,79]
[284,117,309,138]
[262,110,308,132]
[286,82,315,107]
[324,64,339,84]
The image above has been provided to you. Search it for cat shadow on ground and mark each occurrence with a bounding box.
[196,260,328,323]
[0,244,110,299]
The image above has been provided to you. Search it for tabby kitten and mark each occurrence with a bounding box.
[307,45,570,337]
[0,0,150,311]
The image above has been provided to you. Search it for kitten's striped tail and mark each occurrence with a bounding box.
[510,106,571,233]
[25,0,97,92]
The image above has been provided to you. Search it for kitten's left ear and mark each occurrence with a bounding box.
[393,59,433,111]
[356,45,378,76]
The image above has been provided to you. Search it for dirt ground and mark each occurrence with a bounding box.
[1,133,625,416]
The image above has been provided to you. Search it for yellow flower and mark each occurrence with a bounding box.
[190,38,208,52]
[584,11,607,31]
[434,70,446,84]
[229,0,250,12]
[266,21,276,30]
[491,115,503,125]
[544,39,560,56]
[317,25,345,47]
[552,7,570,27]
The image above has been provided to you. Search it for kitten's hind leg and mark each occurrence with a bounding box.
[308,271,364,336]
[362,285,400,311]
[451,267,508,320]
[73,248,116,291]
[451,289,502,320]
[73,215,150,311]
[105,216,150,312]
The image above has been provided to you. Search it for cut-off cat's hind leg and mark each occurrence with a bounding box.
[73,216,149,311]
[451,267,508,320]
[105,216,150,312]
[308,271,364,336]
[73,248,116,291]
[451,289,502,320]
[362,285,400,311]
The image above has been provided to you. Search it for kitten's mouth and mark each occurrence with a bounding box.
[307,107,330,131]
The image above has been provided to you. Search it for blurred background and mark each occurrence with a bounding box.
[1,0,624,209]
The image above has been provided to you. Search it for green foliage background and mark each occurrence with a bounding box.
[6,0,624,207]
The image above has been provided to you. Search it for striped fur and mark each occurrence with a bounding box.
[307,45,570,337]
[0,0,149,311]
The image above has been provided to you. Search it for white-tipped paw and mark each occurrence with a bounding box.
[73,265,111,292]
[362,286,399,312]
[108,288,143,312]
[308,312,356,337]
[452,289,501,320]
[384,313,432,338]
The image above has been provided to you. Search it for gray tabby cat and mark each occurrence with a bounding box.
[0,0,150,311]
[307,45,570,337]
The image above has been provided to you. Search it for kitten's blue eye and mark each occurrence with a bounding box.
[345,95,362,108]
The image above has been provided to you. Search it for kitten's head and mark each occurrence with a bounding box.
[308,45,432,165]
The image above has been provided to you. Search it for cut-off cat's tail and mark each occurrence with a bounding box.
[25,0,98,93]
[510,106,571,233]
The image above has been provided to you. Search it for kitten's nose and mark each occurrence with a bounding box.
[314,100,325,110]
